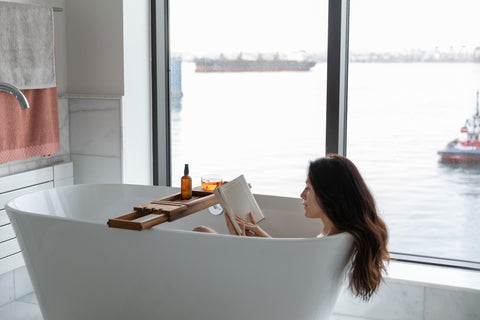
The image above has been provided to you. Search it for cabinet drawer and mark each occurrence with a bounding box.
[0,252,24,275]
[0,238,20,259]
[0,181,54,209]
[0,210,9,227]
[0,224,16,242]
[0,166,53,194]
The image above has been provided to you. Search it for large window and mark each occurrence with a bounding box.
[154,0,480,267]
[167,0,329,197]
[347,0,480,263]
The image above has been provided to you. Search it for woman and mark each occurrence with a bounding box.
[194,154,389,301]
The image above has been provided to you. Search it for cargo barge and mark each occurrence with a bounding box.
[194,57,316,72]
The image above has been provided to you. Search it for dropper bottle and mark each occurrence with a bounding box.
[181,164,192,199]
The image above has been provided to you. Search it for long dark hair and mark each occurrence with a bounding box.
[308,154,389,301]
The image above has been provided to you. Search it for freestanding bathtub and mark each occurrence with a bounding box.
[6,184,353,320]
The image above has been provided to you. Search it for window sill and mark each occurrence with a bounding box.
[386,260,480,293]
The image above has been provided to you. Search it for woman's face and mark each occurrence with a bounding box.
[300,178,325,219]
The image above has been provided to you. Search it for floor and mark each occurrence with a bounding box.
[0,293,42,320]
[0,292,366,320]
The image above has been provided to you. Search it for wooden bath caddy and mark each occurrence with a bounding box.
[107,187,218,231]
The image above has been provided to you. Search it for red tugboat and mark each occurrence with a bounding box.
[438,91,480,163]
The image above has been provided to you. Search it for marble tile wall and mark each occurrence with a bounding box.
[334,281,424,320]
[68,97,122,184]
[333,279,480,320]
[424,287,480,320]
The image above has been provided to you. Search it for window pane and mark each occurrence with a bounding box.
[347,0,480,261]
[169,0,328,197]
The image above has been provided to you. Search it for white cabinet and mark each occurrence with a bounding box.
[0,162,73,274]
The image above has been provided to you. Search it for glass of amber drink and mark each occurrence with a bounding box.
[201,175,223,191]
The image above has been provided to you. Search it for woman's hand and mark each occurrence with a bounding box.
[224,212,271,237]
[224,212,239,235]
[236,212,271,238]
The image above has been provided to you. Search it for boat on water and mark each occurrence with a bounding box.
[438,91,480,163]
[194,56,317,72]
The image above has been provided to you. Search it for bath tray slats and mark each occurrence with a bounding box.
[107,188,218,231]
[108,212,169,231]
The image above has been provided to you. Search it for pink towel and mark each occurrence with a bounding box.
[0,87,60,164]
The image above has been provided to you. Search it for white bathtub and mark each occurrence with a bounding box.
[6,184,353,320]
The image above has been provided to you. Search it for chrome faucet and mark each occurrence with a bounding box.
[0,82,30,110]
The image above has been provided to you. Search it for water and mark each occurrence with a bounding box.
[171,61,480,262]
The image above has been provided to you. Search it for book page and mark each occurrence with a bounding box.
[214,175,265,235]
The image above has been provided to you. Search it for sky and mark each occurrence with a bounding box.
[170,0,327,55]
[349,0,480,52]
[169,0,480,56]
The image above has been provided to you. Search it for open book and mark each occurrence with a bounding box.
[213,175,265,235]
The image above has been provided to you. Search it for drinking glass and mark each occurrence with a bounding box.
[201,174,223,215]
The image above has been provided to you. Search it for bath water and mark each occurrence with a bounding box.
[171,61,480,263]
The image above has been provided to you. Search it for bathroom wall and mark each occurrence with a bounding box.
[0,0,69,176]
[65,0,123,95]
[68,96,122,184]
[3,0,152,186]
[0,0,70,174]
[65,0,152,185]
[332,269,480,320]
[6,0,153,185]
[122,0,153,184]
[0,0,70,176]
[0,0,70,188]
[0,0,151,229]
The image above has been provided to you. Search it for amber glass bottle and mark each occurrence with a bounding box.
[181,164,192,199]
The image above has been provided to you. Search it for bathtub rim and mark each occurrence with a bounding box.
[5,183,346,241]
